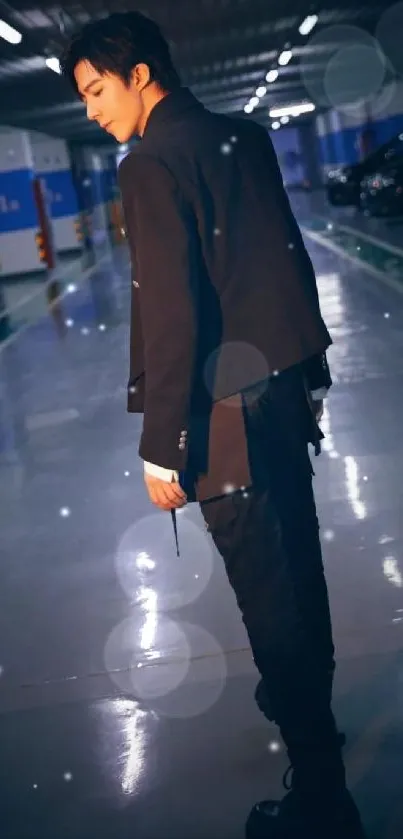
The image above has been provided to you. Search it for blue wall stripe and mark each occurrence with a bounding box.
[317,113,403,167]
[0,169,38,233]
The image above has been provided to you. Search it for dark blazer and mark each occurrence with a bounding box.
[118,88,332,500]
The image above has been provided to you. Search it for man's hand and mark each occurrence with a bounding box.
[144,473,187,511]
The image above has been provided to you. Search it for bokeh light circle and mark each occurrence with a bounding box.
[376,2,403,77]
[104,618,227,718]
[104,613,191,699]
[203,341,269,405]
[115,513,214,611]
[324,44,386,111]
[300,25,383,108]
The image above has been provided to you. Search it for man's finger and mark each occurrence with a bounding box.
[151,483,185,510]
[170,481,187,502]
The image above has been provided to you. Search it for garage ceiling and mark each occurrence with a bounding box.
[0,0,390,144]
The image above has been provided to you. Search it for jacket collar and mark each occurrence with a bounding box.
[142,87,203,138]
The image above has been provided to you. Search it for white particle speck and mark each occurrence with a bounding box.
[230,135,238,143]
[223,482,235,494]
[273,370,279,377]
[124,471,130,477]
[137,663,143,669]
[384,312,390,319]
[65,318,74,328]
[195,574,199,579]
[0,666,3,677]
[243,492,249,498]
[288,243,295,249]
[129,386,137,394]
[329,451,340,459]
[363,475,368,482]
[67,283,77,294]
[357,246,361,251]
[327,223,333,231]
[323,529,335,542]
[268,740,281,753]
[214,227,221,236]
[63,772,73,782]
[33,784,38,789]
[59,507,71,518]
[221,142,232,155]
[98,323,106,332]
[81,327,89,335]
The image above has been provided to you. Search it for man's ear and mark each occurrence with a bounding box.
[131,63,151,92]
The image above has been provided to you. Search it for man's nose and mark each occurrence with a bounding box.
[86,101,100,121]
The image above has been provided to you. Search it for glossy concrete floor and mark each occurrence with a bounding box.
[1,224,403,839]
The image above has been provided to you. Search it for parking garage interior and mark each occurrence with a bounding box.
[1,1,403,838]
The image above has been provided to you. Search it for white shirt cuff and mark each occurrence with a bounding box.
[311,387,328,401]
[144,461,179,482]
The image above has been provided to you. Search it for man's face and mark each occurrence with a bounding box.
[74,60,144,142]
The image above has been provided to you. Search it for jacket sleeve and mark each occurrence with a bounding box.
[118,152,198,471]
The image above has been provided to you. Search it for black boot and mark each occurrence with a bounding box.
[245,764,366,839]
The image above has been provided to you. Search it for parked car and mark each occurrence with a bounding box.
[325,132,403,208]
[360,158,403,216]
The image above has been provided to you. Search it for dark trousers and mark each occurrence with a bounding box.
[200,369,345,793]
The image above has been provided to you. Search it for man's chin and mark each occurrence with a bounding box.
[111,127,133,144]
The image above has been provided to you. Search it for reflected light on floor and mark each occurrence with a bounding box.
[383,557,403,588]
[344,456,367,520]
[138,586,158,652]
[114,699,149,795]
[320,401,339,459]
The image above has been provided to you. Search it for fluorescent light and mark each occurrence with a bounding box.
[244,103,254,114]
[266,69,279,83]
[272,122,281,130]
[278,49,293,66]
[269,102,315,118]
[46,57,61,74]
[0,19,22,44]
[256,85,267,98]
[299,15,318,36]
[250,96,259,108]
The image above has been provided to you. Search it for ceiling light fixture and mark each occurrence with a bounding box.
[272,122,281,130]
[299,15,318,36]
[280,115,290,124]
[46,57,61,74]
[269,102,315,118]
[266,69,279,83]
[0,19,22,44]
[249,96,260,108]
[244,103,254,114]
[278,49,293,66]
[256,85,267,98]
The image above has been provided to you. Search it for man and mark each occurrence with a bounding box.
[62,12,365,839]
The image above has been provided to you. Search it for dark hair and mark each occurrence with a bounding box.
[60,11,181,93]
